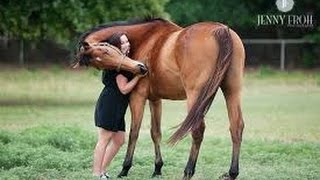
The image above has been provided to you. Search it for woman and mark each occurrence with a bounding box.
[92,32,144,179]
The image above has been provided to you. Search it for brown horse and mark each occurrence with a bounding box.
[75,18,245,180]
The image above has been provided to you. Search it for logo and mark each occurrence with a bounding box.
[256,0,314,28]
[257,14,313,28]
[276,0,294,12]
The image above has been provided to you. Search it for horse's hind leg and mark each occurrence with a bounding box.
[183,92,206,180]
[149,99,164,177]
[183,121,205,180]
[221,72,244,180]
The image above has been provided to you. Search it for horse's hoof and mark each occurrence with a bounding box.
[151,172,162,178]
[182,172,193,180]
[152,161,163,178]
[182,168,194,180]
[182,175,192,180]
[219,173,234,180]
[117,170,128,178]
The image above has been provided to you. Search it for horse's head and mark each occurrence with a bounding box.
[74,42,148,75]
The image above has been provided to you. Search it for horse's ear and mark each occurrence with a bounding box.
[81,42,90,50]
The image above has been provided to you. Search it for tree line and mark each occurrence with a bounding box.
[0,0,319,67]
[1,0,319,43]
[0,0,168,45]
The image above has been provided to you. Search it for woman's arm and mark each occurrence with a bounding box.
[116,74,141,95]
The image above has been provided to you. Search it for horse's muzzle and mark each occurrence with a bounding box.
[137,63,148,75]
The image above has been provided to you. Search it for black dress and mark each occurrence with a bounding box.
[94,70,133,132]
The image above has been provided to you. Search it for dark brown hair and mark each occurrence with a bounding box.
[104,32,127,49]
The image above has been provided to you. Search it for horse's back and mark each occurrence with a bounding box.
[174,22,224,92]
[182,22,245,94]
[148,22,220,99]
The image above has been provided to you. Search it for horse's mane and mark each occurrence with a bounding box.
[73,17,167,63]
[78,17,167,45]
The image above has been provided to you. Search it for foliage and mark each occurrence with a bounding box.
[165,0,276,27]
[0,0,169,45]
[166,0,320,40]
[1,0,319,43]
[305,27,320,43]
[302,50,316,68]
[257,65,276,77]
[167,0,244,27]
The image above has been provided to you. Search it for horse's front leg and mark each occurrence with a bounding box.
[118,92,147,177]
[149,99,164,177]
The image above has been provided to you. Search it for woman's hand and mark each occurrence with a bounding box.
[136,71,148,78]
[116,72,147,95]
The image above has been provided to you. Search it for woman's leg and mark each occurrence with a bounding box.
[101,131,126,173]
[93,127,113,176]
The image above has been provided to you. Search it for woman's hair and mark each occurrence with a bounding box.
[104,32,127,49]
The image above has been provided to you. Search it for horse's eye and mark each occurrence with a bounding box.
[79,46,85,53]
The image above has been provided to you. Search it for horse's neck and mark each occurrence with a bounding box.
[84,20,182,63]
[129,22,181,47]
[126,22,181,59]
[85,20,180,45]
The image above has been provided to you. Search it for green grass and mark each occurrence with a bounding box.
[0,67,320,179]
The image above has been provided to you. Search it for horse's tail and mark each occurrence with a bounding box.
[168,26,233,145]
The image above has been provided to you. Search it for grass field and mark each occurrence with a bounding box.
[0,66,320,180]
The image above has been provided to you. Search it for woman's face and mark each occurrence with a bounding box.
[120,35,130,55]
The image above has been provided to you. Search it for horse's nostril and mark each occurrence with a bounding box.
[137,64,148,75]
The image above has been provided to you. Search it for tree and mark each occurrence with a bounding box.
[165,0,253,27]
[0,0,169,64]
[166,0,319,39]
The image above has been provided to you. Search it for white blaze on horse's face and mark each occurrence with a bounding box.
[87,43,147,75]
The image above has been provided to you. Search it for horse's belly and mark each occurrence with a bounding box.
[149,74,186,100]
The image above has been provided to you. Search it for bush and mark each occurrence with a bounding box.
[0,130,13,144]
[18,126,95,151]
[258,65,276,77]
[302,51,316,68]
[0,143,33,169]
